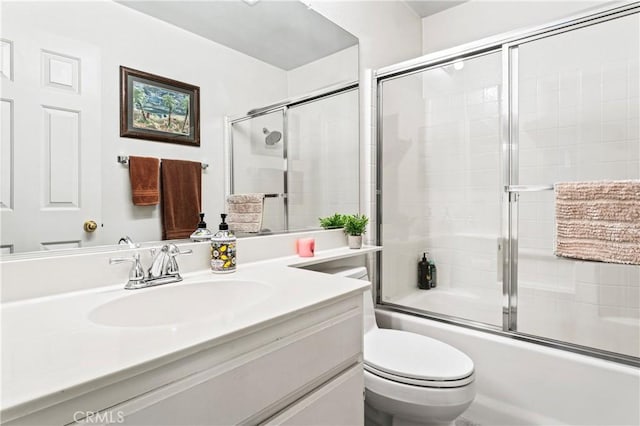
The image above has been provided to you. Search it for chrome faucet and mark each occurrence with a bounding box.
[110,244,193,290]
[118,236,139,248]
[148,245,171,279]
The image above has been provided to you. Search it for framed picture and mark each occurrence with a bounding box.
[120,66,200,146]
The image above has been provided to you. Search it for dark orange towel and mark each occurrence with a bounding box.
[129,156,160,206]
[161,159,201,240]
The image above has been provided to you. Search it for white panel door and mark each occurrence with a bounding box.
[0,27,101,254]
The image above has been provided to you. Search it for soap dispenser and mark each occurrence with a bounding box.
[211,213,236,273]
[428,254,437,288]
[190,213,214,242]
[418,253,430,290]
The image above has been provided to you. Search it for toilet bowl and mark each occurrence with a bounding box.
[326,266,476,426]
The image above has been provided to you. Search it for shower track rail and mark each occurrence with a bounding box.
[373,1,640,367]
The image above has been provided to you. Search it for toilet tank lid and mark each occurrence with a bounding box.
[315,266,368,279]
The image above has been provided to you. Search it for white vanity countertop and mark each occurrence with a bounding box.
[1,246,380,418]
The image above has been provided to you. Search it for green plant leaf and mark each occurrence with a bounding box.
[343,214,369,236]
[318,213,346,229]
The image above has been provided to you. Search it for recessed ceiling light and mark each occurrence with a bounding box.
[453,60,465,71]
[242,0,260,5]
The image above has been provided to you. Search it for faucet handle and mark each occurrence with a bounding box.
[166,244,192,275]
[118,236,139,249]
[167,244,193,256]
[110,252,145,284]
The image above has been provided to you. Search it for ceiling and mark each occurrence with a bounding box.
[116,0,358,71]
[405,0,469,17]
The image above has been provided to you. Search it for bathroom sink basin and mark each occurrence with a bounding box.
[89,280,271,327]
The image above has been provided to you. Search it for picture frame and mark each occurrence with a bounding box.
[120,66,200,146]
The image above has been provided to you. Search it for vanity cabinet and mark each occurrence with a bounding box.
[262,365,363,425]
[65,295,364,426]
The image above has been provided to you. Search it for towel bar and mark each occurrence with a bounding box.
[228,193,286,199]
[505,185,553,192]
[117,155,209,170]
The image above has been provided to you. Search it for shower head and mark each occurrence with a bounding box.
[263,127,282,146]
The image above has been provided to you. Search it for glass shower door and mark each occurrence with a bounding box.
[379,51,504,327]
[287,89,359,230]
[513,13,640,357]
[376,4,639,364]
[230,110,286,233]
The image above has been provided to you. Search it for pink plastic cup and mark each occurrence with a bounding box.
[296,238,315,257]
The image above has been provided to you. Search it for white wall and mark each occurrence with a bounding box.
[307,0,422,71]
[287,45,358,97]
[422,0,610,54]
[2,1,288,248]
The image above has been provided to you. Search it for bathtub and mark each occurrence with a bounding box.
[389,287,503,326]
[376,308,640,426]
[386,285,639,357]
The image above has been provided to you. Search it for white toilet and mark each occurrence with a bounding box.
[326,266,476,426]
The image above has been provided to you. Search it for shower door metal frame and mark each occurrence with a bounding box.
[374,1,640,367]
[227,81,359,233]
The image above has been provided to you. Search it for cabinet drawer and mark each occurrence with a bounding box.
[262,364,364,426]
[76,308,362,425]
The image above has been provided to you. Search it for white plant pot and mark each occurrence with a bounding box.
[348,235,362,249]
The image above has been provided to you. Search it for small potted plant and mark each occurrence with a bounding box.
[319,213,346,229]
[344,214,369,249]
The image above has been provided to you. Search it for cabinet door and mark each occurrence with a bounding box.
[72,310,362,425]
[262,364,364,426]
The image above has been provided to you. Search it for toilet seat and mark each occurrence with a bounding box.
[364,329,474,388]
[364,363,474,388]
